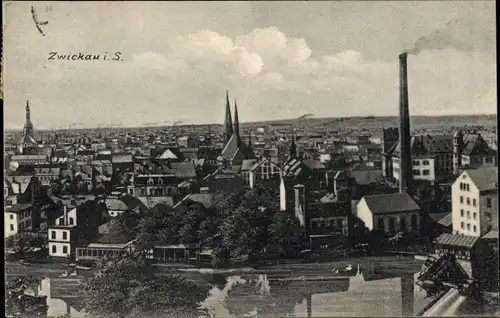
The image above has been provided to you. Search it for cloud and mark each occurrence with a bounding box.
[235,26,312,67]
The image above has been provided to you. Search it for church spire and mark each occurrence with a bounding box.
[234,98,241,147]
[289,133,297,158]
[26,100,31,122]
[248,131,253,149]
[224,90,233,143]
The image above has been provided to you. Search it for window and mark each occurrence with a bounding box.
[423,170,430,176]
[460,196,463,204]
[460,183,463,190]
[423,160,430,165]
[59,218,64,225]
[411,215,418,231]
[10,224,14,231]
[467,223,471,231]
[413,160,420,166]
[487,198,492,208]
[466,198,470,205]
[52,245,57,254]
[400,216,406,231]
[9,214,13,220]
[412,170,421,176]
[389,217,396,233]
[69,217,74,225]
[466,184,470,191]
[63,231,67,240]
[461,222,464,229]
[378,218,385,229]
[63,246,68,254]
[473,199,476,207]
[473,212,477,220]
[460,209,464,217]
[51,231,56,239]
[473,225,477,233]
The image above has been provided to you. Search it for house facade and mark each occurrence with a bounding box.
[357,193,420,234]
[451,167,498,237]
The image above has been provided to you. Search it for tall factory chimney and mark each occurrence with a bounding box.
[398,53,412,194]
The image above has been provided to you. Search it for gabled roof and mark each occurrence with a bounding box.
[464,167,498,191]
[6,175,33,194]
[156,149,178,160]
[437,213,452,227]
[361,193,420,214]
[462,132,495,156]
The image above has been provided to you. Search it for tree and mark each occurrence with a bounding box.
[82,251,210,317]
[268,211,308,258]
[220,206,273,263]
[5,275,48,317]
[5,233,47,259]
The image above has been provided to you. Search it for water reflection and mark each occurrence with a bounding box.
[202,265,431,317]
[27,264,431,317]
[25,277,86,318]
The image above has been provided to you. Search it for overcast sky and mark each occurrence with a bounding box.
[3,1,496,130]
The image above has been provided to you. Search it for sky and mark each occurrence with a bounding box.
[3,1,497,130]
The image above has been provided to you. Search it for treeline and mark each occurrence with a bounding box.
[111,183,309,267]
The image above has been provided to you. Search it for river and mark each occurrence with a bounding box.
[24,259,440,317]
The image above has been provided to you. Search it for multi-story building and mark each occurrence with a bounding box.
[4,204,38,238]
[451,167,498,237]
[384,130,497,185]
[48,206,77,258]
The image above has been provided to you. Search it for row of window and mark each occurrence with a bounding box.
[18,219,31,230]
[377,215,419,232]
[37,176,57,181]
[58,217,75,226]
[459,182,470,191]
[460,222,477,232]
[51,230,69,240]
[412,160,430,166]
[136,187,175,197]
[51,245,68,254]
[460,209,477,220]
[459,196,477,207]
[311,219,344,229]
[412,169,431,176]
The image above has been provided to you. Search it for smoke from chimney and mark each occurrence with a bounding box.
[405,18,495,55]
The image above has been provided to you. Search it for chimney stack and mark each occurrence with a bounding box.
[398,53,412,194]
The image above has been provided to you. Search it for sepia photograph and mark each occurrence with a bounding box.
[2,1,498,317]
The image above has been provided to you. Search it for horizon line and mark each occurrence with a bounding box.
[4,113,497,132]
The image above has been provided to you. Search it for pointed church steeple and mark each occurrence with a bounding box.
[234,98,241,147]
[248,132,253,149]
[26,100,31,122]
[224,90,233,143]
[289,133,297,158]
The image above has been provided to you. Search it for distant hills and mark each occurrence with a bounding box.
[5,114,497,133]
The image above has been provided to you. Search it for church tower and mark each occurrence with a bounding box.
[19,100,38,153]
[224,90,233,143]
[234,98,241,148]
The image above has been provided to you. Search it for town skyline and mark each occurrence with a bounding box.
[3,1,496,130]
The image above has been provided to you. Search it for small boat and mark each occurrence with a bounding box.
[76,266,91,271]
[344,264,353,271]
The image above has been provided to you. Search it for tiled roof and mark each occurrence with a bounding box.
[111,153,133,163]
[184,193,215,209]
[464,167,498,191]
[361,193,420,214]
[461,133,495,156]
[241,159,258,171]
[303,160,325,170]
[437,213,452,227]
[435,233,478,248]
[351,169,383,185]
[482,230,499,240]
